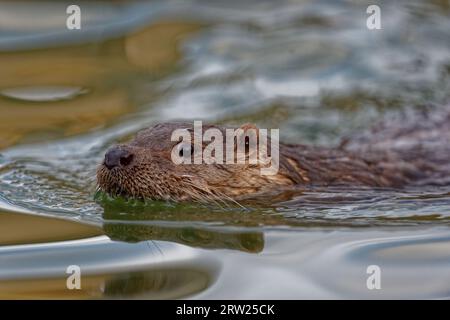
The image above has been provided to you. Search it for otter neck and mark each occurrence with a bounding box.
[279,144,405,188]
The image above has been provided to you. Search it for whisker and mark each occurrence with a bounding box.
[180,176,247,210]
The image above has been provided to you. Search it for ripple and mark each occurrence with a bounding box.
[0,86,89,102]
[0,235,219,299]
[298,229,450,298]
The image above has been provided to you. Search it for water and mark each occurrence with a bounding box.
[0,0,450,299]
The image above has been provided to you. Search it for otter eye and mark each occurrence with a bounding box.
[120,153,134,166]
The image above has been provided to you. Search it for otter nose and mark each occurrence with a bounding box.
[104,147,134,170]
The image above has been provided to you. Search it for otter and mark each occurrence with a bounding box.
[97,105,450,202]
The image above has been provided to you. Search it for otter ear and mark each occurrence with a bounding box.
[237,123,259,140]
[239,123,259,132]
[235,123,260,161]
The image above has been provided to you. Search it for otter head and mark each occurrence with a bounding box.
[96,122,295,202]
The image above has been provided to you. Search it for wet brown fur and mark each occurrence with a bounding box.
[97,105,450,202]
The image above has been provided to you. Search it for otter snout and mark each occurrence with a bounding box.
[104,146,134,170]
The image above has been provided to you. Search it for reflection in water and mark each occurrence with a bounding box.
[194,228,450,299]
[0,204,217,300]
[0,232,219,299]
[98,188,450,228]
[301,230,450,299]
[104,223,264,253]
[2,189,450,299]
[0,269,211,300]
[4,222,450,299]
[101,197,264,252]
[104,269,209,299]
